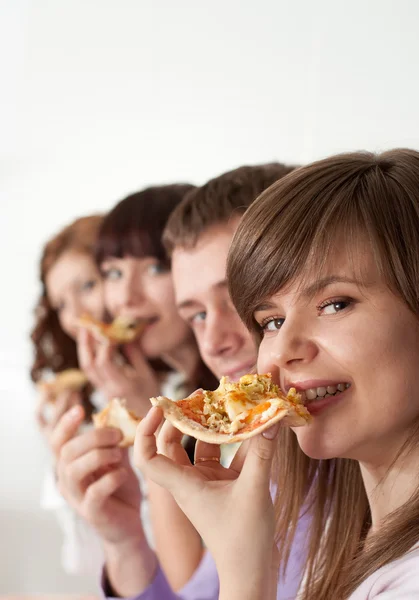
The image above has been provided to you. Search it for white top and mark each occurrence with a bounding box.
[41,371,186,577]
[349,543,419,599]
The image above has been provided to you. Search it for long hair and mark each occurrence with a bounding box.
[227,149,419,598]
[31,215,104,418]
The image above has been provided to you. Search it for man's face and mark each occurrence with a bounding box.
[172,218,257,380]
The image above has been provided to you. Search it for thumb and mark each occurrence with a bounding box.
[239,422,280,490]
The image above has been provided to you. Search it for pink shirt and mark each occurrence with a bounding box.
[350,543,419,599]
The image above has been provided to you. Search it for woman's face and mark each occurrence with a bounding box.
[255,241,419,464]
[46,251,105,339]
[101,255,192,359]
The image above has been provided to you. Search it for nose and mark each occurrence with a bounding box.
[268,316,318,370]
[201,309,243,358]
[118,272,145,309]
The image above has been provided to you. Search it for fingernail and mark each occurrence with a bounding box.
[262,423,280,440]
[68,406,82,420]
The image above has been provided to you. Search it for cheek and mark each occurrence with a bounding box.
[150,278,176,310]
[104,284,117,314]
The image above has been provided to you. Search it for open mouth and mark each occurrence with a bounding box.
[302,383,351,405]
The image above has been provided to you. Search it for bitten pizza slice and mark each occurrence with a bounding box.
[93,398,142,447]
[38,369,89,401]
[77,314,145,344]
[150,373,310,444]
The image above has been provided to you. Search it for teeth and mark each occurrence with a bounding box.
[306,388,317,400]
[304,383,349,403]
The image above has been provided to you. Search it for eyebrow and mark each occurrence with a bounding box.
[177,279,228,311]
[254,275,366,313]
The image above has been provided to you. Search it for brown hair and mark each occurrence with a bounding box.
[31,215,104,418]
[227,149,419,598]
[163,163,296,254]
[96,185,196,266]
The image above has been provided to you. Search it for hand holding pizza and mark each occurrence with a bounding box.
[134,406,279,600]
[77,328,159,416]
[53,404,145,547]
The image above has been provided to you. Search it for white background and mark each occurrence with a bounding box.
[1,0,419,593]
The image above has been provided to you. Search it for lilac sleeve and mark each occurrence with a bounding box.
[102,550,219,600]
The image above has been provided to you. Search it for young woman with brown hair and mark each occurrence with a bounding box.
[31,214,105,439]
[136,149,419,599]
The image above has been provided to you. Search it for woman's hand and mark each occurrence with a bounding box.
[77,328,159,416]
[53,405,144,546]
[134,407,279,600]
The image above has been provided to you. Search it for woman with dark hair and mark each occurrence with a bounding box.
[136,149,419,599]
[53,185,217,589]
[77,185,214,416]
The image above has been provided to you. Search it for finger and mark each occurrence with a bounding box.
[157,420,191,465]
[50,405,85,459]
[134,407,190,493]
[123,343,148,372]
[67,447,122,488]
[49,390,78,430]
[194,440,221,465]
[77,328,96,373]
[229,439,250,474]
[83,467,128,514]
[238,424,280,490]
[59,426,123,464]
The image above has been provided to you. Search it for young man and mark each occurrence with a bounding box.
[52,162,302,600]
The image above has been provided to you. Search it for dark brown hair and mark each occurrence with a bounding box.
[95,184,218,392]
[96,184,196,266]
[227,149,419,598]
[31,215,104,418]
[163,163,296,254]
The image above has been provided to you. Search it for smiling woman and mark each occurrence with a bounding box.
[31,214,104,421]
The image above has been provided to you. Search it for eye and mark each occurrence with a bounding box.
[102,267,122,281]
[190,311,206,325]
[80,279,97,293]
[260,317,284,334]
[318,298,351,315]
[147,261,168,276]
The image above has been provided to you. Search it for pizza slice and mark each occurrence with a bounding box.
[78,314,145,344]
[38,369,89,401]
[93,398,142,447]
[150,373,310,444]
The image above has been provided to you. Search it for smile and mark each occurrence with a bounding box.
[304,382,350,403]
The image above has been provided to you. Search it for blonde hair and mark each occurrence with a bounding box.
[227,149,419,598]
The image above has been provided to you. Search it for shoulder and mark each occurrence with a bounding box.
[350,544,419,599]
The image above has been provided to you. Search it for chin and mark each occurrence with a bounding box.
[293,429,344,461]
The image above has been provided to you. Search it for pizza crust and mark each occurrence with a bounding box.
[93,398,142,447]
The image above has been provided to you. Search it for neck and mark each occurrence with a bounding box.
[359,433,419,534]
[161,336,200,384]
